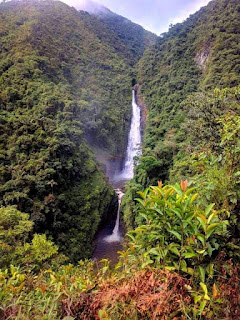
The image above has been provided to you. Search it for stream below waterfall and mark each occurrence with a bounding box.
[93,90,141,263]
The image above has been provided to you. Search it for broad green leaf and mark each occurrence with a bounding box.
[165,266,175,271]
[136,191,145,199]
[127,233,136,242]
[135,198,145,206]
[172,208,182,220]
[180,260,187,272]
[169,230,182,241]
[206,223,220,239]
[183,252,198,259]
[139,213,148,221]
[200,282,208,296]
[169,246,180,256]
[207,244,214,257]
[185,187,196,196]
[198,266,205,283]
[196,233,205,245]
[135,228,146,232]
[199,300,207,315]
[194,295,202,304]
[205,203,215,216]
[185,212,194,222]
[197,249,206,254]
[207,223,220,232]
[148,248,159,255]
[171,185,183,197]
[191,193,199,203]
[206,263,214,278]
[187,267,194,275]
[197,214,207,231]
[207,211,218,224]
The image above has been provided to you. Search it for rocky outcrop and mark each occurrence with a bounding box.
[195,43,211,70]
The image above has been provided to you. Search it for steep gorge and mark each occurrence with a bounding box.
[0,0,153,260]
[0,0,239,263]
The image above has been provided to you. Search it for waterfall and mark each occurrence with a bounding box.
[105,189,124,242]
[120,90,142,179]
[105,90,142,243]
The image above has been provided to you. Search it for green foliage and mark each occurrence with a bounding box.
[120,1,240,313]
[130,0,240,182]
[0,261,98,319]
[0,0,135,260]
[124,0,240,228]
[121,182,228,274]
[170,87,240,245]
[0,207,33,268]
[81,8,156,66]
[0,189,238,320]
[119,181,239,318]
[0,206,61,270]
[180,87,240,154]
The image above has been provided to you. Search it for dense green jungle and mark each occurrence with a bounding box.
[0,0,239,319]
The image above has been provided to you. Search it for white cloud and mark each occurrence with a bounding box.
[153,0,210,35]
[169,0,210,26]
[63,0,89,10]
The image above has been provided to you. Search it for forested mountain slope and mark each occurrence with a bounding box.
[72,0,156,66]
[88,8,156,65]
[0,0,144,260]
[123,0,240,227]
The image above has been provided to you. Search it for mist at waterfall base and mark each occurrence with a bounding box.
[93,90,141,262]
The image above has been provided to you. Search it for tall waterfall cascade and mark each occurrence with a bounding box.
[105,90,142,243]
[105,189,124,242]
[120,90,142,180]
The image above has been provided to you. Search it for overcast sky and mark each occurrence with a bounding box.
[62,0,211,35]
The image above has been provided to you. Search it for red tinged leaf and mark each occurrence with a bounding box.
[40,285,46,293]
[180,179,188,192]
[158,181,163,188]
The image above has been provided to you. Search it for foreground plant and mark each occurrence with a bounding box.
[122,181,228,272]
[118,180,230,317]
[0,184,239,319]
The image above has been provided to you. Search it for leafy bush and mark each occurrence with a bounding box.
[0,206,62,271]
[122,182,228,276]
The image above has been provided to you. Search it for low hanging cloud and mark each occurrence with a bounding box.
[61,0,211,35]
[63,0,106,13]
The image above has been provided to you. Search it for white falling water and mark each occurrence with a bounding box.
[119,90,142,180]
[105,90,142,243]
[105,190,124,242]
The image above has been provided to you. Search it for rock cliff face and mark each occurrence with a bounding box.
[195,43,211,70]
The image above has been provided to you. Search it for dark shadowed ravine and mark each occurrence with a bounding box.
[93,90,142,263]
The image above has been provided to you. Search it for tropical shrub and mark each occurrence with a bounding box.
[122,181,228,274]
[0,206,62,271]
